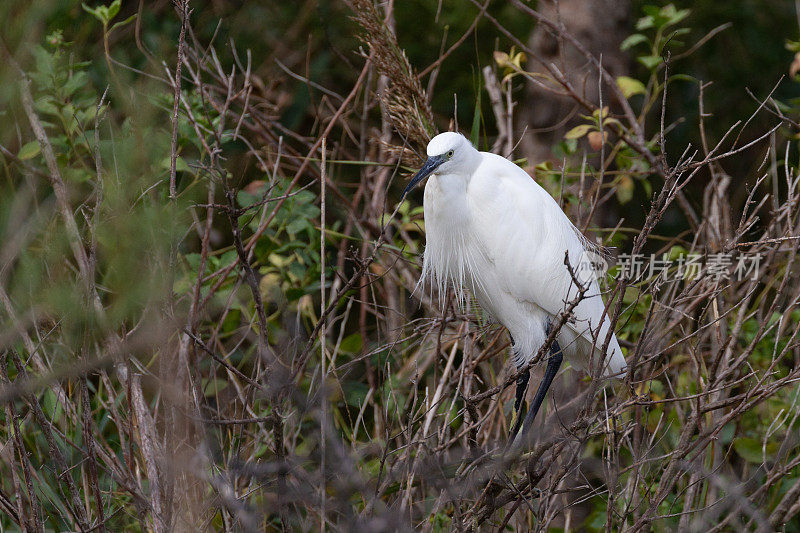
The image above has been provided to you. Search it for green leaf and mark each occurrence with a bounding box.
[564,124,593,139]
[635,15,655,31]
[17,141,41,160]
[621,34,648,51]
[64,167,91,183]
[470,93,482,147]
[285,287,304,301]
[221,308,241,333]
[287,261,305,280]
[32,45,54,79]
[641,178,652,198]
[81,3,99,18]
[83,2,110,24]
[616,76,647,98]
[110,13,137,32]
[174,157,190,172]
[343,381,369,406]
[286,217,309,235]
[668,73,698,84]
[733,437,775,464]
[592,106,610,120]
[41,388,63,419]
[62,71,89,97]
[616,174,634,204]
[237,190,258,208]
[642,6,660,17]
[34,98,59,117]
[558,138,577,156]
[202,378,229,397]
[638,55,663,70]
[107,0,121,20]
[660,4,690,27]
[668,27,691,39]
[339,333,363,354]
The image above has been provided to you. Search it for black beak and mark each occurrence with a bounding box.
[402,155,445,198]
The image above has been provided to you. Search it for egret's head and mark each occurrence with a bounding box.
[402,132,477,197]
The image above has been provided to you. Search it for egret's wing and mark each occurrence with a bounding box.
[468,154,626,375]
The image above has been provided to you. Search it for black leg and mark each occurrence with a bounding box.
[518,338,563,443]
[509,368,530,439]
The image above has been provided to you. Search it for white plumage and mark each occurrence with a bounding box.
[408,132,626,383]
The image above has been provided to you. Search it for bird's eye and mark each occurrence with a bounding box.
[447,150,454,158]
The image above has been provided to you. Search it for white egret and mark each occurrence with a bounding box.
[403,131,626,442]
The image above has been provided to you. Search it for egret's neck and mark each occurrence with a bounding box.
[425,147,481,200]
[420,156,485,311]
[430,172,468,196]
[424,172,471,225]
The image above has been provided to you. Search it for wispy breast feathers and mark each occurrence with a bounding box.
[420,225,491,311]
